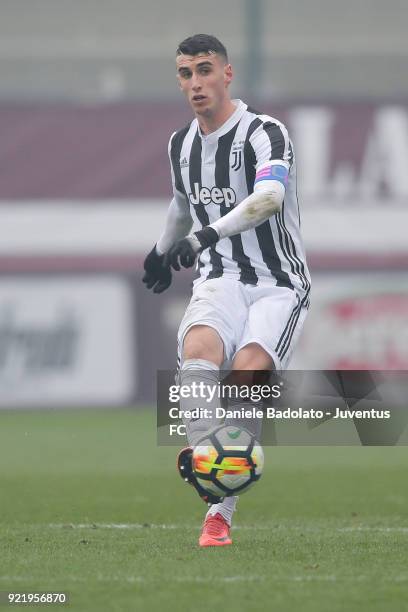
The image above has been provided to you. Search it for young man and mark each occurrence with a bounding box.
[143,34,310,546]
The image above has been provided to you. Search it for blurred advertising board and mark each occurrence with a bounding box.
[0,276,135,408]
[291,273,408,370]
[0,266,407,406]
[141,270,408,374]
[0,102,406,204]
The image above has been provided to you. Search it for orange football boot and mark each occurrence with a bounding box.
[199,512,232,547]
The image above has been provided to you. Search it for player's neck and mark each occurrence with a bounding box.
[197,100,237,135]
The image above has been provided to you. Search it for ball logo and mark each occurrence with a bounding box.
[188,182,236,206]
[227,429,242,440]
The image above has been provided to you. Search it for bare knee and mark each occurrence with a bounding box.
[182,325,224,366]
[232,342,275,371]
[226,343,274,388]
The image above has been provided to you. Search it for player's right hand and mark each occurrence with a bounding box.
[142,245,172,294]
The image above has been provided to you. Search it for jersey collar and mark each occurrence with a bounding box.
[197,99,247,141]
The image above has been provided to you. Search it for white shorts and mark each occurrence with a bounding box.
[177,277,308,371]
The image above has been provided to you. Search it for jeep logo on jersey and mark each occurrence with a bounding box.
[188,182,236,206]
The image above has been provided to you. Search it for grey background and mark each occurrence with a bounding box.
[0,0,407,101]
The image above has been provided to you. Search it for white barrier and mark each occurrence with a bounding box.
[0,276,135,407]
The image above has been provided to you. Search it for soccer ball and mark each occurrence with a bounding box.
[192,425,264,498]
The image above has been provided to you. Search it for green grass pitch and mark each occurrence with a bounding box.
[0,409,407,611]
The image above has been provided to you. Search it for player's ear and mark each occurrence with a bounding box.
[224,63,233,87]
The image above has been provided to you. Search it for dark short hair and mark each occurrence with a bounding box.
[176,34,228,62]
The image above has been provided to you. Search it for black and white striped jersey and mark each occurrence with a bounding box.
[168,99,311,300]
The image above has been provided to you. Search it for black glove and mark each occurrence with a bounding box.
[164,227,219,271]
[142,245,172,294]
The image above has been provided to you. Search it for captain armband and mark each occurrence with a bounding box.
[254,164,289,188]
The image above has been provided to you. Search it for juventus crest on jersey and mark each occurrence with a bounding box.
[168,99,311,301]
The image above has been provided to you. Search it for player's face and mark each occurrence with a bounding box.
[176,52,233,118]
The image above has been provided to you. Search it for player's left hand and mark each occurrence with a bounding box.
[164,227,219,271]
[164,236,199,271]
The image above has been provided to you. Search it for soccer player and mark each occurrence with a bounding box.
[143,34,310,546]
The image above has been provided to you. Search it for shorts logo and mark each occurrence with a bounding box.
[188,182,236,206]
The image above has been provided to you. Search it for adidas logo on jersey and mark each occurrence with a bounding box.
[180,157,189,168]
[188,182,236,206]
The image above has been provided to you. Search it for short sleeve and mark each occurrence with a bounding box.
[168,132,187,204]
[249,120,293,191]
